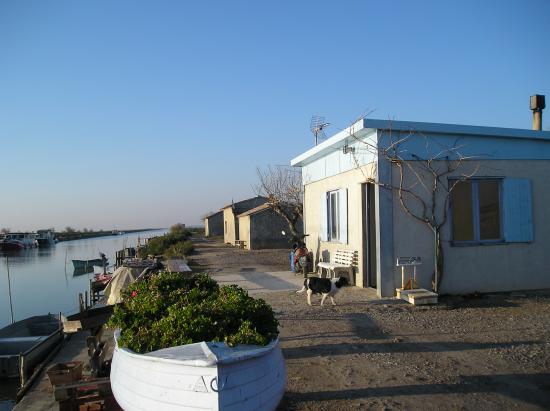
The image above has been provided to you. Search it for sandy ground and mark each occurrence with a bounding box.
[193,239,550,410]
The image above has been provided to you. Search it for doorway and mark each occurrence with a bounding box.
[362,183,377,288]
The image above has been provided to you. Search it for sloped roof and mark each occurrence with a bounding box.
[237,203,272,218]
[220,196,268,213]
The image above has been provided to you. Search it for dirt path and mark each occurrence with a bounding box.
[193,239,550,410]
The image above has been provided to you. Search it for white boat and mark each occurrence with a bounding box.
[0,233,38,250]
[110,330,286,411]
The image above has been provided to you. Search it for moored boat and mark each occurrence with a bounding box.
[0,314,62,383]
[0,233,38,250]
[35,229,56,247]
[72,257,108,270]
[110,331,286,411]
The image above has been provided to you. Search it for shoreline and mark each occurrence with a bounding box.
[55,228,163,242]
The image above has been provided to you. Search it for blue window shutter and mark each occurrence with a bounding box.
[339,188,348,244]
[503,179,533,242]
[320,192,328,241]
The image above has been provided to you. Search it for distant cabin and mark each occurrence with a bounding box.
[204,211,223,237]
[221,196,268,245]
[238,203,303,250]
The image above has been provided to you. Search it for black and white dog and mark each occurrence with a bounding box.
[296,277,348,306]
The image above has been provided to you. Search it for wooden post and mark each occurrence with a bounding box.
[401,266,405,289]
[79,293,84,312]
[85,290,88,309]
[19,354,26,387]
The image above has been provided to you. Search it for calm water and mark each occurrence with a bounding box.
[0,230,166,409]
[0,229,165,329]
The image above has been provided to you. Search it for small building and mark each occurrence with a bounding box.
[237,203,303,250]
[222,196,268,245]
[291,116,550,297]
[204,211,224,237]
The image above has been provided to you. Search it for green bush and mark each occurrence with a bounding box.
[107,273,279,354]
[164,240,194,258]
[139,226,192,257]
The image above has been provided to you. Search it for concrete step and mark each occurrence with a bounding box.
[396,288,438,305]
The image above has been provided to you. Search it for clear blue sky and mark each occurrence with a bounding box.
[1,0,549,230]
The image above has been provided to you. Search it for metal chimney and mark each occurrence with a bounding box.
[530,94,545,131]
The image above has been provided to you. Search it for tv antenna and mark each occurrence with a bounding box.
[310,115,330,146]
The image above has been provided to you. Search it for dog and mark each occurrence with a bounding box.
[296,277,348,306]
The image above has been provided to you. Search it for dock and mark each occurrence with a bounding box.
[14,328,117,411]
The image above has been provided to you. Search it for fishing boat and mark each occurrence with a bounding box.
[0,233,38,250]
[0,315,62,382]
[35,229,57,247]
[72,256,108,270]
[110,331,286,411]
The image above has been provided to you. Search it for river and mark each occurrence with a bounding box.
[0,229,166,328]
[0,229,166,409]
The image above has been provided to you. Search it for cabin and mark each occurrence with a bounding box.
[204,211,224,237]
[291,117,550,297]
[222,196,268,245]
[237,203,303,250]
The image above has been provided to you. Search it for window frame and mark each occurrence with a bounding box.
[449,177,504,246]
[327,190,340,242]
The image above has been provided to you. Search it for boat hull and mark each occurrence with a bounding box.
[111,332,286,411]
[0,315,62,380]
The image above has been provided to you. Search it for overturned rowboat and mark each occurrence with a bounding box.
[110,330,286,411]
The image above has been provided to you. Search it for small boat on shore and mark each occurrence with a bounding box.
[111,332,286,411]
[0,315,62,382]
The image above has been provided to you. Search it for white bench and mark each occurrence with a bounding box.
[317,250,357,283]
[234,240,247,249]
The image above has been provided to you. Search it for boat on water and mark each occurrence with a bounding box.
[0,314,62,383]
[111,331,286,411]
[72,254,109,270]
[35,229,57,247]
[0,233,38,250]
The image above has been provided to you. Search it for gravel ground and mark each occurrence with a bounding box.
[193,239,550,410]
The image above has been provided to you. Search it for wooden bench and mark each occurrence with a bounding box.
[234,240,247,249]
[317,250,357,283]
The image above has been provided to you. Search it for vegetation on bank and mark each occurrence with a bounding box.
[56,228,159,242]
[139,224,194,258]
[107,272,279,353]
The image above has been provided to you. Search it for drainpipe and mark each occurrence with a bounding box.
[530,95,545,131]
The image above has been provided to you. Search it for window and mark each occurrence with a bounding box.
[320,188,348,243]
[451,179,502,243]
[327,190,339,241]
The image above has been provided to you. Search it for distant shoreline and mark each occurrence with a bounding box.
[56,228,163,242]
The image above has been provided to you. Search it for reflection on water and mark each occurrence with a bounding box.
[0,230,165,329]
[0,378,17,411]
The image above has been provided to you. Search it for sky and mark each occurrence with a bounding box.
[0,0,549,231]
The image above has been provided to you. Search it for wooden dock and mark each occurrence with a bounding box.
[13,328,118,410]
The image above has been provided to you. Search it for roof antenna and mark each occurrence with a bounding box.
[310,115,330,146]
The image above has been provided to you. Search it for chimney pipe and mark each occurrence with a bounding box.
[530,94,545,131]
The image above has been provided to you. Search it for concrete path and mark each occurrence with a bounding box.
[212,269,305,294]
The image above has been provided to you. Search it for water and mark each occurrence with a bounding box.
[0,229,166,409]
[0,229,166,328]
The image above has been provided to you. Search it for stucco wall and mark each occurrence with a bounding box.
[223,208,237,244]
[391,160,550,294]
[238,215,250,248]
[303,164,376,287]
[250,210,298,250]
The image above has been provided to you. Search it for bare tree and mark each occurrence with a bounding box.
[347,122,479,292]
[255,165,303,242]
[1,228,10,234]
